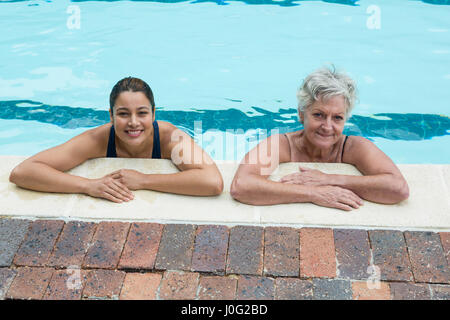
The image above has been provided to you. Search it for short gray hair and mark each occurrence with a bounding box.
[297,65,357,118]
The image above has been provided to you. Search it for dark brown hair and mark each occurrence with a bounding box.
[109,77,155,115]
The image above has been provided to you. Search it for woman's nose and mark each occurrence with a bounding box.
[128,114,138,126]
[322,117,333,129]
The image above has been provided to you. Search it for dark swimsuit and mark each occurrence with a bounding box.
[283,134,350,162]
[106,121,161,158]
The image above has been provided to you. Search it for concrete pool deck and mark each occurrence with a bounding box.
[0,156,449,300]
[0,156,449,231]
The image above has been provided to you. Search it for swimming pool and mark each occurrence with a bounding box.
[0,0,449,163]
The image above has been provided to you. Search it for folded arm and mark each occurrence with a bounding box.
[280,136,410,204]
[9,128,102,194]
[230,134,363,210]
[117,125,223,196]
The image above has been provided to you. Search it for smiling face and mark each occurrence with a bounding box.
[300,95,347,149]
[109,90,155,147]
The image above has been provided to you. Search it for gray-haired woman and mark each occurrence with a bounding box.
[230,66,409,211]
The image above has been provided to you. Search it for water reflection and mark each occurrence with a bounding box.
[1,100,449,141]
[0,0,360,6]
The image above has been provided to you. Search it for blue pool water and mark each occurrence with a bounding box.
[0,0,449,163]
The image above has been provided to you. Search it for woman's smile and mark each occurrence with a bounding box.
[125,129,144,138]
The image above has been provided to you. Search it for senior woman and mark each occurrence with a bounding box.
[9,77,223,202]
[231,66,409,211]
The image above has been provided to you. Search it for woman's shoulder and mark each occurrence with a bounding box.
[345,135,374,149]
[82,123,111,145]
[155,120,178,141]
[343,135,380,163]
[72,123,111,157]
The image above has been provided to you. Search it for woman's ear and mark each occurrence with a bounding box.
[299,111,304,124]
[152,106,156,122]
[109,109,114,123]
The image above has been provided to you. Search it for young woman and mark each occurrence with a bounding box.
[9,77,223,203]
[230,66,409,211]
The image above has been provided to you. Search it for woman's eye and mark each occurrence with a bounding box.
[335,116,343,121]
[313,113,322,117]
[118,113,128,116]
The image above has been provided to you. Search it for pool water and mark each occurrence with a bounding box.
[0,0,449,163]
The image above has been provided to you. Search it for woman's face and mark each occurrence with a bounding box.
[300,95,347,149]
[110,90,154,147]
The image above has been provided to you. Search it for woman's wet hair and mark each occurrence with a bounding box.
[297,65,358,119]
[109,77,155,114]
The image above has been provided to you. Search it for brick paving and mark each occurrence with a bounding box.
[0,217,449,300]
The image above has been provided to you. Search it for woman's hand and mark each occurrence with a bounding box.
[309,185,364,211]
[108,169,146,191]
[84,174,134,203]
[280,166,329,186]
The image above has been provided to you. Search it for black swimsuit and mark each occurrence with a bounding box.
[283,134,350,162]
[106,121,161,158]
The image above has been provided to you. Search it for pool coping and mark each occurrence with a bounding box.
[1,156,449,232]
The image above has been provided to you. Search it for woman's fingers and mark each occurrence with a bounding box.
[103,186,130,202]
[344,189,364,206]
[111,179,134,197]
[101,190,124,203]
[333,202,353,211]
[109,181,134,201]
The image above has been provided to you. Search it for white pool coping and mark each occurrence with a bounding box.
[1,156,449,232]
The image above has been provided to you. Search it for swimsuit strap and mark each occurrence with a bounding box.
[283,133,291,161]
[106,121,161,159]
[106,125,117,157]
[151,120,161,159]
[341,135,349,162]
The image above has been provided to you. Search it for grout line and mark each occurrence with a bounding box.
[2,214,449,233]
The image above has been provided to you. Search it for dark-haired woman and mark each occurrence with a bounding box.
[9,77,223,202]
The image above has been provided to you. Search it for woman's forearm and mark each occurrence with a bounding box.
[9,161,89,194]
[141,168,223,196]
[329,173,409,204]
[231,174,312,205]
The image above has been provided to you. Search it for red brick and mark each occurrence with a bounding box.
[0,268,17,300]
[236,275,275,300]
[226,226,264,276]
[404,231,450,284]
[368,230,413,282]
[351,281,391,300]
[43,269,87,300]
[119,273,162,300]
[119,223,163,270]
[82,269,126,300]
[299,228,336,278]
[191,225,229,275]
[312,278,352,300]
[275,278,313,300]
[155,224,196,271]
[158,271,199,300]
[440,232,450,267]
[13,220,64,267]
[197,276,237,300]
[264,227,299,277]
[48,221,97,268]
[0,219,30,267]
[6,267,54,300]
[82,222,130,269]
[334,229,371,280]
[390,282,431,300]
